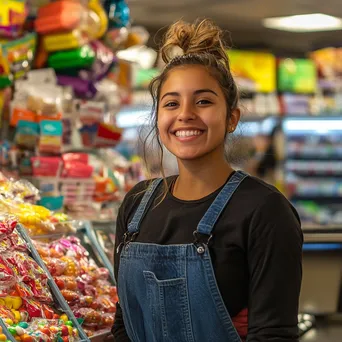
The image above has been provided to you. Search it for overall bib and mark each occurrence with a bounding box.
[118,171,248,342]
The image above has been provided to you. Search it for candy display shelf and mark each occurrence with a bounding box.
[0,223,89,342]
[30,220,118,338]
[283,116,342,228]
[76,221,115,284]
[17,224,90,341]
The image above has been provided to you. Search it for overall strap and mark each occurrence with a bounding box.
[197,171,248,236]
[127,178,163,234]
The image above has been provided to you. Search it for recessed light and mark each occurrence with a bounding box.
[262,13,342,32]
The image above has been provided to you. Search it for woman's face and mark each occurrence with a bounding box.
[157,65,239,162]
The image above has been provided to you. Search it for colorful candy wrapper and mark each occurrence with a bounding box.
[0,0,28,38]
[2,32,37,80]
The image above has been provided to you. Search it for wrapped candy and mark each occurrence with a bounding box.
[60,290,80,306]
[43,257,67,277]
[101,313,115,327]
[36,236,119,335]
[22,299,44,319]
[55,276,77,291]
[0,214,17,240]
[0,255,16,291]
[73,308,100,327]
[104,0,130,29]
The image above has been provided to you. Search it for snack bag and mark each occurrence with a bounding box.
[2,33,37,79]
[35,0,87,35]
[39,120,63,155]
[0,0,28,38]
[15,120,39,149]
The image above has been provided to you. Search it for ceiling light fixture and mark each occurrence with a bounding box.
[262,13,342,32]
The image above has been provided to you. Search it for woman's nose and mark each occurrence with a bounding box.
[177,102,196,121]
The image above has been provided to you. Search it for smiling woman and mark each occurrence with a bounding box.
[113,18,303,342]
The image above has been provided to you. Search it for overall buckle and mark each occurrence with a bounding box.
[117,231,139,253]
[193,231,213,254]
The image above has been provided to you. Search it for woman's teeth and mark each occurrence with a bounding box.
[175,130,202,137]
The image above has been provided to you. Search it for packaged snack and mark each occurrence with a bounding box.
[10,108,36,127]
[62,153,89,165]
[39,120,63,155]
[0,0,27,38]
[57,75,97,99]
[73,99,107,124]
[15,120,39,149]
[43,29,89,52]
[48,45,95,70]
[26,68,57,86]
[2,33,37,79]
[87,0,109,39]
[80,122,122,148]
[62,162,93,179]
[35,0,87,35]
[31,156,62,177]
[58,41,115,80]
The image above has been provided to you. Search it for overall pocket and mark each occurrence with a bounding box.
[143,271,194,342]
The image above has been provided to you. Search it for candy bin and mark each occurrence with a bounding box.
[0,175,76,237]
[0,216,89,342]
[34,234,118,338]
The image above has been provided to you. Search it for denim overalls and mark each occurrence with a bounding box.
[118,171,248,342]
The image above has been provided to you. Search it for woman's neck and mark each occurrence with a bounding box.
[173,153,234,201]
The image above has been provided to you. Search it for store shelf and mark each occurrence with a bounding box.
[304,233,342,243]
[302,224,342,232]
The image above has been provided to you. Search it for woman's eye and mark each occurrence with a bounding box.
[197,99,212,105]
[164,102,178,108]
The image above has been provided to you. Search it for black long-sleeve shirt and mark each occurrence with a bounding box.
[113,174,303,341]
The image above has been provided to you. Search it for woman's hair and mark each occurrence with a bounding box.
[141,18,239,199]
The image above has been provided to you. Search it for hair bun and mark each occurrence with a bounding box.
[160,19,230,70]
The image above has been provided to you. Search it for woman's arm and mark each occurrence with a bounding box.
[247,192,303,342]
[112,204,131,342]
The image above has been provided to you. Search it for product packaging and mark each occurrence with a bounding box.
[0,0,28,38]
[48,45,96,70]
[35,0,87,35]
[38,120,63,154]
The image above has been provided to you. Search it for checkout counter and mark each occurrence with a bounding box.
[299,226,342,340]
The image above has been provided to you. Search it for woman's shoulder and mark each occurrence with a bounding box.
[234,174,300,224]
[119,176,176,222]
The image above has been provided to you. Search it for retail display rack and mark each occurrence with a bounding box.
[0,224,90,342]
[283,116,342,229]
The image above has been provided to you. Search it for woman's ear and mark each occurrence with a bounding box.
[227,108,240,133]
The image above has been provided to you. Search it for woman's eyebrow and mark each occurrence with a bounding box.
[161,89,218,101]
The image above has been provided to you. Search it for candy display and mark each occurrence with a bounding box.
[35,236,118,336]
[0,215,83,342]
[0,174,75,237]
[0,0,150,222]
